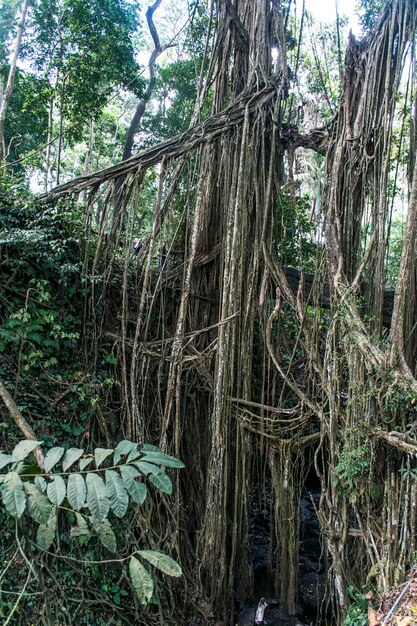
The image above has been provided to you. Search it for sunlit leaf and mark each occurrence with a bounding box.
[46,476,66,505]
[105,470,129,518]
[44,447,65,472]
[67,473,86,510]
[138,550,182,577]
[86,473,109,522]
[94,448,113,468]
[62,448,84,471]
[24,482,52,524]
[129,556,154,605]
[0,453,12,470]
[0,471,26,518]
[12,440,42,462]
[113,440,136,464]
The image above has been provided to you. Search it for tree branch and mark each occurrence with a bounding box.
[0,380,45,469]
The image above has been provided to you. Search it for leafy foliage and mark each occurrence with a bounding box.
[0,438,184,605]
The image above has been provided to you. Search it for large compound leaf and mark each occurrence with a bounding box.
[11,440,42,462]
[46,476,66,505]
[67,473,86,511]
[86,473,109,522]
[138,550,182,577]
[37,509,57,550]
[120,465,147,505]
[44,447,65,472]
[95,448,113,468]
[140,450,185,469]
[24,482,52,524]
[0,471,26,518]
[62,448,84,471]
[129,556,154,605]
[93,518,117,553]
[136,462,172,495]
[105,470,129,518]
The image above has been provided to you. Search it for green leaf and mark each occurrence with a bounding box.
[113,440,136,464]
[67,473,86,511]
[105,470,129,518]
[94,448,113,468]
[0,471,26,518]
[86,473,109,522]
[0,453,12,470]
[46,476,66,505]
[37,509,57,549]
[44,447,65,472]
[127,447,141,462]
[24,482,53,524]
[35,476,47,492]
[138,550,182,577]
[12,440,42,462]
[140,450,185,468]
[93,518,117,552]
[129,556,154,605]
[62,448,84,471]
[136,462,172,495]
[120,465,147,505]
[79,456,94,470]
[70,512,89,538]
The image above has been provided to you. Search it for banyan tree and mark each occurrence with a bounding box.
[42,0,417,623]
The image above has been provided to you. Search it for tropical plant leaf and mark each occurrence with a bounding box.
[11,440,42,462]
[70,512,89,538]
[44,447,65,472]
[136,462,172,495]
[129,556,154,606]
[148,471,172,495]
[67,473,86,511]
[35,476,47,492]
[135,461,159,476]
[138,550,182,577]
[37,509,57,550]
[0,471,26,518]
[62,448,84,471]
[24,482,52,524]
[140,450,185,468]
[105,470,129,518]
[93,518,117,552]
[127,447,141,462]
[79,456,94,470]
[120,465,147,505]
[113,440,136,464]
[0,453,12,470]
[94,448,113,468]
[86,473,109,522]
[46,475,66,505]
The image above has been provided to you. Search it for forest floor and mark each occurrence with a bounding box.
[369,571,417,625]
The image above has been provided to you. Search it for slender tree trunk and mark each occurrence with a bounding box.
[45,97,54,192]
[112,0,162,220]
[0,0,30,163]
